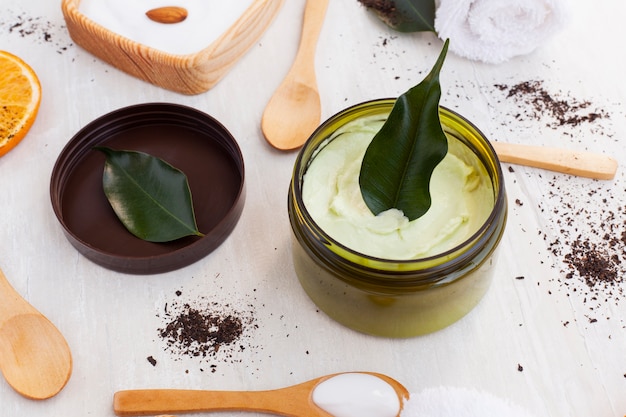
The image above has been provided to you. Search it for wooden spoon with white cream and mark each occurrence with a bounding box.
[114,372,409,417]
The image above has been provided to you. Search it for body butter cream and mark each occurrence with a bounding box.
[302,115,494,260]
[288,100,507,337]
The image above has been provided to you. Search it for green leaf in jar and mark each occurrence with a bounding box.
[95,147,204,242]
[358,0,436,32]
[359,39,449,222]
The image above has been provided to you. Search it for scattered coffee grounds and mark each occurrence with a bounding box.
[1,9,73,54]
[159,304,244,357]
[540,177,626,318]
[147,356,157,366]
[562,238,620,289]
[494,80,609,129]
[156,289,258,371]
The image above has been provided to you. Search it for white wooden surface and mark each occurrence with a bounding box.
[1,1,626,416]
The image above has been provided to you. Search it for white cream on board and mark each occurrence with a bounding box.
[312,373,400,417]
[79,0,254,55]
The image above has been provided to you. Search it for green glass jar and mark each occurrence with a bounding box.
[288,99,507,338]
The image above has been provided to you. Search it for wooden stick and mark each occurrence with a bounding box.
[491,141,618,180]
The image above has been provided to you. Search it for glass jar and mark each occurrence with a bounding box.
[288,99,507,338]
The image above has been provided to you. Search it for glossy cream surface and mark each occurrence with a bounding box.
[79,0,253,54]
[312,373,400,417]
[302,115,494,260]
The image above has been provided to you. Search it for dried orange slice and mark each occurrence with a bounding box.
[0,50,41,157]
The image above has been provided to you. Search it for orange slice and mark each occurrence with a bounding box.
[0,50,42,157]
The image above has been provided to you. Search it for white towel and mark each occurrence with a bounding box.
[401,386,538,417]
[434,0,569,64]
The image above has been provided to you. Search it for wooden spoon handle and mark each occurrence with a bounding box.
[293,0,329,73]
[491,141,618,180]
[114,389,276,416]
[0,268,38,323]
[113,385,324,417]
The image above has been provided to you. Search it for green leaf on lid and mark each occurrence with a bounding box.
[95,147,204,242]
[358,0,436,32]
[359,39,449,222]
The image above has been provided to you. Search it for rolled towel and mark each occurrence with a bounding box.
[401,386,538,417]
[434,0,569,64]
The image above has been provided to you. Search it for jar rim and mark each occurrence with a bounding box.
[291,98,506,272]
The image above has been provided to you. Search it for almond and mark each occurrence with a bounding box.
[146,6,188,24]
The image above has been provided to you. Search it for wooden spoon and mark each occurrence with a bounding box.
[491,141,618,180]
[261,0,329,151]
[113,371,409,416]
[0,267,72,400]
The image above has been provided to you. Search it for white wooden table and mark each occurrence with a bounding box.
[1,1,626,416]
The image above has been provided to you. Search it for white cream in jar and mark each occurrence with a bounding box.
[312,373,400,417]
[79,0,254,55]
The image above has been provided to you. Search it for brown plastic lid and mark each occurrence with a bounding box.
[50,103,245,274]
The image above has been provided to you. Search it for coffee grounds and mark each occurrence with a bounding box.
[159,304,244,357]
[563,238,620,289]
[1,10,73,54]
[540,178,626,318]
[156,290,257,368]
[494,80,609,129]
